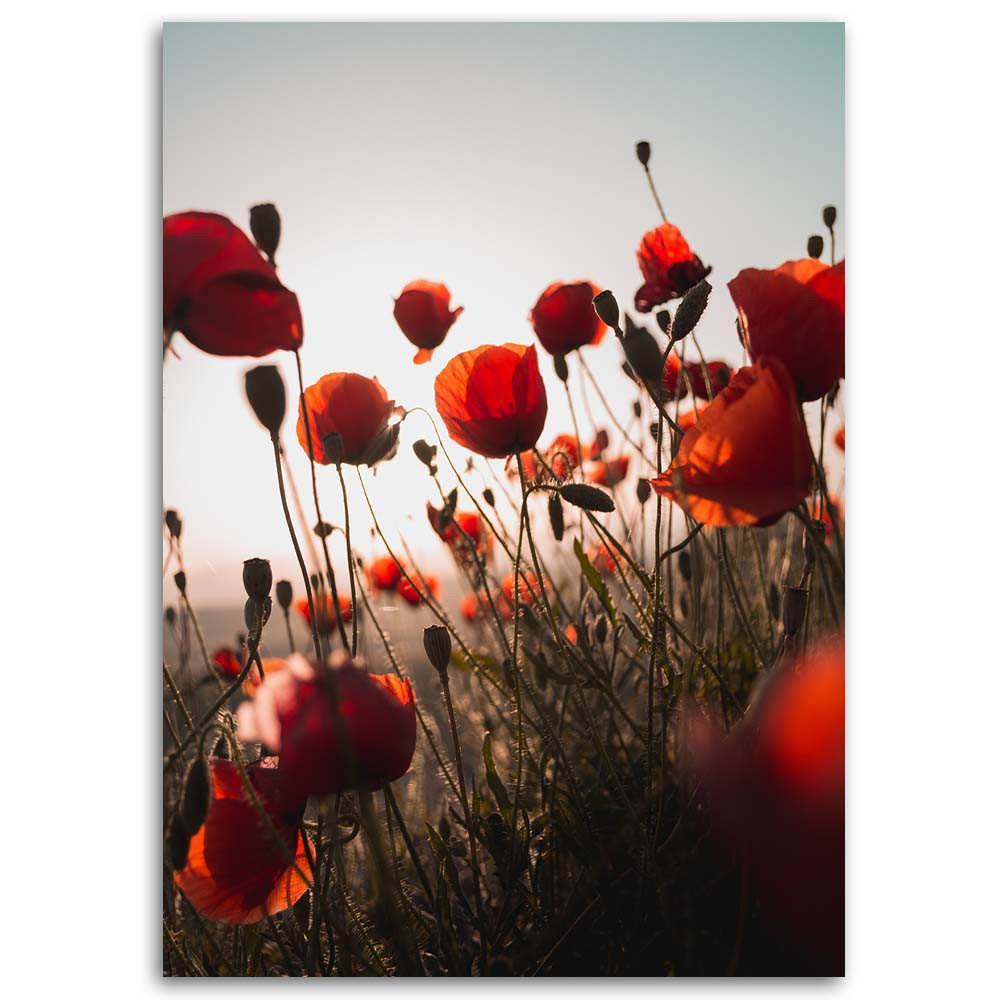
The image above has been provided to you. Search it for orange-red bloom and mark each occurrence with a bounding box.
[728,258,845,402]
[834,426,845,452]
[529,281,606,355]
[677,402,708,431]
[460,593,482,623]
[588,455,629,487]
[236,654,417,804]
[173,757,310,924]
[651,357,813,526]
[163,212,303,357]
[427,505,492,564]
[684,641,844,969]
[396,573,441,607]
[367,556,403,593]
[212,647,243,678]
[546,434,580,480]
[634,222,711,313]
[393,280,464,365]
[587,544,617,575]
[435,344,548,458]
[686,360,732,400]
[296,373,396,466]
[295,594,353,635]
[661,353,689,401]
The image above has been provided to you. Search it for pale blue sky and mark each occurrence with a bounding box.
[163,22,844,603]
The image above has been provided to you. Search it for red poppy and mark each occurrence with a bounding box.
[677,402,708,431]
[163,212,303,358]
[588,455,629,487]
[834,426,845,452]
[651,357,814,527]
[173,757,310,924]
[460,594,482,622]
[564,624,579,645]
[529,281,606,355]
[499,572,543,618]
[435,344,548,458]
[368,556,402,593]
[685,360,732,400]
[212,647,243,678]
[295,594,353,635]
[684,641,844,969]
[588,429,610,460]
[427,505,492,563]
[396,574,441,607]
[587,544,617,575]
[236,654,417,804]
[546,434,580,480]
[240,657,289,696]
[296,373,397,466]
[634,221,711,313]
[661,353,690,402]
[728,258,845,402]
[393,280,464,365]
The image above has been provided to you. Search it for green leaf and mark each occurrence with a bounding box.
[574,537,618,627]
[482,732,512,820]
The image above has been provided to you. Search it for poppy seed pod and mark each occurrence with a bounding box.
[595,615,608,644]
[244,596,272,632]
[621,320,663,383]
[423,625,452,675]
[560,483,616,513]
[636,140,651,166]
[322,432,344,465]
[244,365,287,435]
[181,754,212,836]
[249,203,281,262]
[782,586,809,637]
[275,579,292,611]
[655,309,672,336]
[483,488,495,508]
[164,606,176,626]
[174,570,187,595]
[807,235,824,260]
[636,478,651,504]
[243,558,273,602]
[592,289,620,331]
[553,353,569,383]
[164,509,182,539]
[823,205,837,228]
[548,492,565,542]
[670,279,712,343]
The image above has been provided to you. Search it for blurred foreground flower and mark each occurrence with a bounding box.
[530,281,606,355]
[728,258,845,401]
[684,641,844,969]
[634,221,711,313]
[834,425,845,452]
[173,757,309,924]
[393,280,464,365]
[651,357,813,526]
[236,653,416,804]
[587,455,629,487]
[435,344,548,458]
[163,212,303,357]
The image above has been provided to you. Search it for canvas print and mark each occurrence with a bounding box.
[162,21,845,976]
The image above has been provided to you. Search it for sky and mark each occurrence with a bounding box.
[163,21,845,605]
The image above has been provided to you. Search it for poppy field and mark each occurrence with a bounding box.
[162,139,845,977]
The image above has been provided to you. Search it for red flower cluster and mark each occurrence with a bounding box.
[393,280,464,365]
[530,281,606,355]
[587,455,629,488]
[509,433,581,484]
[634,222,711,313]
[427,505,492,564]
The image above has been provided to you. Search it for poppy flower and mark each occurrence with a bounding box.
[295,594,353,635]
[393,280,464,365]
[588,429,610,460]
[427,505,492,563]
[546,434,580,480]
[173,757,310,924]
[235,653,417,803]
[564,624,579,645]
[661,353,690,402]
[242,657,289,695]
[634,221,711,313]
[529,281,606,355]
[684,641,844,970]
[834,426,845,452]
[368,556,402,593]
[435,343,548,459]
[677,402,708,431]
[651,357,814,527]
[587,544,617,575]
[685,360,732,400]
[296,373,397,467]
[212,647,243,678]
[163,212,303,358]
[396,574,441,607]
[587,455,629,487]
[728,258,845,402]
[460,594,482,622]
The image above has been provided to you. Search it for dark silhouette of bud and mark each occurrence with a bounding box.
[244,365,286,435]
[548,493,565,542]
[636,478,651,504]
[164,606,176,626]
[823,205,837,228]
[560,483,615,513]
[412,438,437,469]
[593,289,620,330]
[242,558,272,601]
[244,596,272,632]
[314,521,333,538]
[423,625,452,675]
[322,432,344,465]
[595,615,608,644]
[636,140,651,166]
[807,235,824,259]
[670,280,712,343]
[553,353,569,383]
[276,579,293,610]
[655,309,672,336]
[678,549,692,582]
[249,203,281,263]
[782,586,809,637]
[167,813,191,870]
[483,488,495,508]
[164,509,182,539]
[649,421,660,441]
[213,734,230,760]
[310,573,321,592]
[181,754,211,836]
[768,582,781,620]
[173,570,187,595]
[632,399,642,418]
[621,315,663,382]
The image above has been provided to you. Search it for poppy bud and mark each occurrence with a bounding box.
[595,615,608,644]
[164,509,182,539]
[242,558,272,601]
[636,140,651,166]
[483,488,495,508]
[649,421,660,441]
[678,549,692,582]
[782,586,809,637]
[213,734,230,760]
[276,579,292,610]
[807,234,824,259]
[423,624,452,675]
[164,606,176,626]
[670,279,712,343]
[181,753,211,836]
[167,813,191,871]
[622,361,637,381]
[553,353,569,383]
[314,521,333,538]
[244,596,272,632]
[548,493,565,542]
[622,322,663,382]
[359,422,400,467]
[249,202,281,262]
[244,365,287,435]
[823,205,837,228]
[412,438,437,468]
[322,432,345,465]
[560,483,615,513]
[655,309,672,336]
[636,478,651,504]
[174,570,187,595]
[592,289,620,331]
